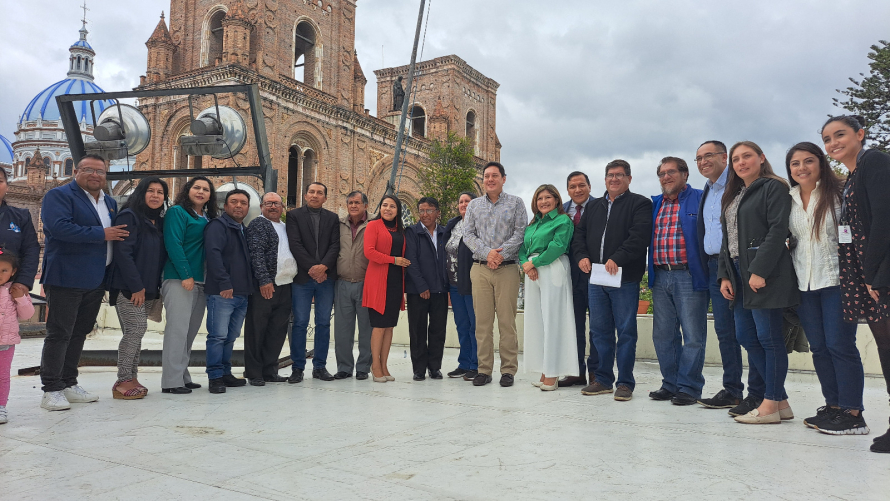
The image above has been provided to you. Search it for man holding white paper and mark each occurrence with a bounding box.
[571,159,652,401]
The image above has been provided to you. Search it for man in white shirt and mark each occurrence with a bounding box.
[244,192,297,386]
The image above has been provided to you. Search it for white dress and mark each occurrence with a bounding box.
[523,254,579,377]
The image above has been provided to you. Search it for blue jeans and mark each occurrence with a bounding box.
[797,287,865,410]
[731,263,785,401]
[708,257,745,399]
[205,294,249,380]
[589,281,640,390]
[290,277,335,370]
[652,269,709,398]
[450,285,478,370]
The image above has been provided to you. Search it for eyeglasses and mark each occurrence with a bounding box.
[262,202,282,207]
[694,152,725,164]
[79,168,106,176]
[417,209,439,215]
[605,173,627,180]
[657,169,681,178]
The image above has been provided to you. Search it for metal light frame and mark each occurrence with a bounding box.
[55,83,276,192]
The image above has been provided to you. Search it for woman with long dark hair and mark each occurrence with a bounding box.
[107,177,169,399]
[362,195,410,382]
[161,176,218,394]
[785,142,867,435]
[718,141,798,424]
[822,115,890,452]
[443,191,478,380]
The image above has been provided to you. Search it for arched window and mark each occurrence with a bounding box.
[206,10,226,66]
[410,105,426,138]
[286,145,317,207]
[76,56,82,70]
[293,21,318,86]
[44,157,52,175]
[23,157,30,173]
[64,158,74,176]
[466,110,476,148]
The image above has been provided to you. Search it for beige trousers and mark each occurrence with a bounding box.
[471,263,521,376]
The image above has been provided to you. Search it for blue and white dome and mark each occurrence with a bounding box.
[0,135,12,164]
[19,79,115,126]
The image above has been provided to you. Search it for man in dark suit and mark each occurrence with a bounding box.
[405,197,448,381]
[39,155,128,411]
[560,171,597,388]
[286,182,340,383]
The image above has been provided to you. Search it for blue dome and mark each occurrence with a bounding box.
[70,39,93,50]
[0,135,12,164]
[19,78,116,126]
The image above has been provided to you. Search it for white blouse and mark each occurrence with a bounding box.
[788,184,841,291]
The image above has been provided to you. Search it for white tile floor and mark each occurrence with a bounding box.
[2,336,889,501]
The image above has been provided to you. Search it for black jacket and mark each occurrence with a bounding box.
[444,216,475,296]
[204,212,254,296]
[847,148,890,290]
[245,216,279,288]
[405,221,447,294]
[286,206,340,284]
[717,177,799,309]
[571,190,653,284]
[107,208,166,302]
[0,202,40,288]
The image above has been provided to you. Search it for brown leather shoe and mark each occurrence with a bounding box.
[581,380,613,396]
[557,375,587,387]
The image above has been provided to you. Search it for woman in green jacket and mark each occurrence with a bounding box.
[520,184,578,391]
[160,176,219,394]
[718,141,798,424]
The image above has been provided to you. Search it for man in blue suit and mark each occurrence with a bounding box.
[559,171,597,387]
[39,155,128,411]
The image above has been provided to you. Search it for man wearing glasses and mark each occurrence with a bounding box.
[572,159,652,401]
[646,157,709,406]
[244,193,298,386]
[39,155,127,411]
[405,197,448,380]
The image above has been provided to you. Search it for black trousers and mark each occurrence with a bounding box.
[41,285,106,392]
[406,292,448,374]
[244,284,292,379]
[571,266,597,376]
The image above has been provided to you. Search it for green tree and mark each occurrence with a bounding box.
[419,132,478,223]
[833,40,890,153]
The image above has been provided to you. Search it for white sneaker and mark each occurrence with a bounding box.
[63,385,99,403]
[41,391,71,411]
[0,405,7,424]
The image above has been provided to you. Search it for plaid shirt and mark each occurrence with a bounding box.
[653,195,687,265]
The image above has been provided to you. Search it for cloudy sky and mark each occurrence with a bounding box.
[1,0,887,203]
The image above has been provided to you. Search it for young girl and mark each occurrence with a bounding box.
[0,249,36,424]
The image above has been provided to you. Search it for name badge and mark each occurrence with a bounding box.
[838,225,852,244]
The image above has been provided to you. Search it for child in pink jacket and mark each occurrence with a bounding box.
[0,250,36,424]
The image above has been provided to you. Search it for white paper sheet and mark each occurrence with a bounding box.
[588,263,622,287]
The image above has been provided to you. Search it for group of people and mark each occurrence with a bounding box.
[0,116,887,455]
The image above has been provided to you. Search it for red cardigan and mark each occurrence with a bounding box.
[362,218,406,314]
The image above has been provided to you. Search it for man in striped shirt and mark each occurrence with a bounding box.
[646,157,709,406]
[462,162,528,387]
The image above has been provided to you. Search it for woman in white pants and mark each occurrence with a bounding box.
[520,184,578,391]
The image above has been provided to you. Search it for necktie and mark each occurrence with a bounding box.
[572,205,582,225]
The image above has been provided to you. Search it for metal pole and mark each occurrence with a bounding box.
[385,0,426,196]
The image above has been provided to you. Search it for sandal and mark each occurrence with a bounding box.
[112,381,146,400]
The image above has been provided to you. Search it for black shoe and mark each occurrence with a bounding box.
[161,387,192,394]
[184,382,202,389]
[558,375,587,387]
[248,378,265,387]
[413,372,426,381]
[288,369,304,384]
[816,409,870,435]
[649,387,675,401]
[499,374,514,387]
[698,389,740,409]
[463,370,479,381]
[671,392,698,406]
[263,375,287,383]
[355,371,369,380]
[871,427,890,453]
[429,369,443,380]
[447,368,468,378]
[473,373,493,386]
[804,405,840,429]
[333,371,352,380]
[222,374,247,387]
[312,368,335,381]
[728,395,763,417]
[209,378,226,394]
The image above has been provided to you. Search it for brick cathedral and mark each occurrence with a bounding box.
[134,0,501,213]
